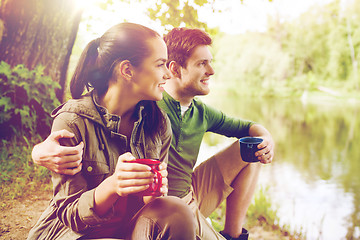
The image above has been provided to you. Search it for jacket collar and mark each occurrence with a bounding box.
[51,91,146,133]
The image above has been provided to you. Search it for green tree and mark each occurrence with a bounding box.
[280,0,360,91]
[210,0,360,98]
[124,0,270,33]
[0,0,83,101]
[2,0,262,101]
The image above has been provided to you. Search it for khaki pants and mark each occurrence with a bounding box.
[80,196,196,240]
[182,140,245,240]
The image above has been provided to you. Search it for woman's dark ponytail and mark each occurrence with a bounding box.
[70,23,160,99]
[70,38,101,99]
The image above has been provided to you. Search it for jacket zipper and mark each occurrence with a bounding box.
[132,121,142,159]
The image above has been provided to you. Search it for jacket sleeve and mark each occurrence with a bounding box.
[158,112,172,165]
[50,112,115,233]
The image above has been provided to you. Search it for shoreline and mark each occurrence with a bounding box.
[0,187,300,240]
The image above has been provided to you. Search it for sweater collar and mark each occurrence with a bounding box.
[162,91,193,109]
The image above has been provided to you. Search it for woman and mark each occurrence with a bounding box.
[28,23,195,240]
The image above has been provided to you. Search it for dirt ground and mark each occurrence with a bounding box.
[0,189,296,240]
[0,189,52,240]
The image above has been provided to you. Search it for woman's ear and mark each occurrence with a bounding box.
[117,60,133,81]
[168,61,181,79]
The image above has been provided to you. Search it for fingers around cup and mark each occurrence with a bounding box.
[239,137,263,163]
[132,159,163,196]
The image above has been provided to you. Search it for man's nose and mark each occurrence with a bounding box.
[164,67,171,80]
[207,64,215,75]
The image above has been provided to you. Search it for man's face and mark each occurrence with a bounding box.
[179,45,215,97]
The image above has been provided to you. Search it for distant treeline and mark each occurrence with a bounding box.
[211,0,360,98]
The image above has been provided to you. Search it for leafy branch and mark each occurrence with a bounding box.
[0,61,60,139]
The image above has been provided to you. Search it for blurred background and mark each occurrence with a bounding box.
[1,0,359,239]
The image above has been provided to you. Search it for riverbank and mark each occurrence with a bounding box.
[0,187,299,240]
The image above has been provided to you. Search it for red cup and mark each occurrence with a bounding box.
[132,159,162,196]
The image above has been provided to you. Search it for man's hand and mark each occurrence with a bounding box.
[255,135,275,164]
[249,124,275,164]
[32,130,84,175]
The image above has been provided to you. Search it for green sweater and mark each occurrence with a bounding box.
[158,91,254,197]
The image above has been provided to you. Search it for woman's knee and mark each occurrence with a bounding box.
[131,196,196,239]
[149,196,195,225]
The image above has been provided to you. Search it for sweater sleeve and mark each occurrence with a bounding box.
[204,103,254,138]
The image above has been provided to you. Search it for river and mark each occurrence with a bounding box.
[197,95,360,240]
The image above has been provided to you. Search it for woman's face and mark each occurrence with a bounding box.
[131,37,170,101]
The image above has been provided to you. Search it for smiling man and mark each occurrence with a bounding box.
[157,27,275,240]
[32,27,275,240]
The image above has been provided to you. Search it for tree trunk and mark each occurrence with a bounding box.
[0,0,82,101]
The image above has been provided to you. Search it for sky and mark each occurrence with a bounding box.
[77,0,336,43]
[199,0,334,34]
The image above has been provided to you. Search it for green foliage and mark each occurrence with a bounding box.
[0,136,51,200]
[123,0,260,32]
[246,187,303,239]
[209,201,226,232]
[246,187,279,227]
[147,0,207,31]
[208,186,302,238]
[0,61,60,139]
[210,0,360,98]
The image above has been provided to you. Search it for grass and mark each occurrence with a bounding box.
[209,186,304,239]
[0,136,51,200]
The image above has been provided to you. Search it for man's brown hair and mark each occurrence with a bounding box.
[163,27,212,68]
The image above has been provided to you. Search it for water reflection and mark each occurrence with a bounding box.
[198,96,360,240]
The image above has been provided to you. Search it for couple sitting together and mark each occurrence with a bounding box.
[28,22,275,240]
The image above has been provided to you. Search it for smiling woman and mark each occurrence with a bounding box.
[27,22,195,240]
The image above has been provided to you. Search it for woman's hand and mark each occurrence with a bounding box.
[113,153,155,197]
[143,161,168,204]
[158,161,168,196]
[95,153,157,215]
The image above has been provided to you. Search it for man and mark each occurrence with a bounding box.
[32,27,274,240]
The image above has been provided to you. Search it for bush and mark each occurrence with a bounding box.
[0,61,60,139]
[0,136,51,200]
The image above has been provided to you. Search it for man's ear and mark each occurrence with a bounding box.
[168,61,182,79]
[117,60,133,81]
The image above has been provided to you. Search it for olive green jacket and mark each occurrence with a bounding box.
[28,91,172,240]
